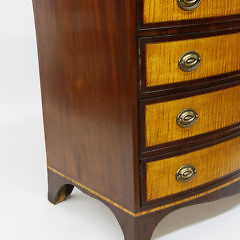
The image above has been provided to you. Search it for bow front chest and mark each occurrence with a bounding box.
[32,0,240,239]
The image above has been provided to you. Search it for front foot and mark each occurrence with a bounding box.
[108,204,169,240]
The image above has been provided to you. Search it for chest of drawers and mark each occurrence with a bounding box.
[32,0,240,239]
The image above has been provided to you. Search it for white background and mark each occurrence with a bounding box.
[0,1,240,239]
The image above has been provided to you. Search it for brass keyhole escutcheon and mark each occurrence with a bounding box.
[177,0,201,11]
[176,164,197,183]
[177,109,199,128]
[179,51,201,72]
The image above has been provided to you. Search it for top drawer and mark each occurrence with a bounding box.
[141,0,240,26]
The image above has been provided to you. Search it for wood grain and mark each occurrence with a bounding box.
[143,0,240,24]
[145,33,240,87]
[146,136,240,201]
[145,86,240,147]
[32,0,139,211]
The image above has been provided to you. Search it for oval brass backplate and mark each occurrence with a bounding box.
[177,108,199,128]
[177,0,201,11]
[179,51,201,72]
[176,164,197,183]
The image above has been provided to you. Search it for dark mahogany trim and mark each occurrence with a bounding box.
[140,165,240,208]
[139,80,240,104]
[138,30,240,96]
[140,124,240,161]
[137,0,240,31]
[139,71,240,99]
[137,18,240,37]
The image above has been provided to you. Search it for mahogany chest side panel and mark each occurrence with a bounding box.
[32,0,139,211]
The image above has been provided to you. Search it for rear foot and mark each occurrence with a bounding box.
[47,168,74,204]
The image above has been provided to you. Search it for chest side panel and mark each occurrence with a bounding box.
[33,0,139,211]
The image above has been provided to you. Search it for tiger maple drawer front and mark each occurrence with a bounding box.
[141,0,240,26]
[143,136,240,203]
[141,86,240,149]
[140,33,240,90]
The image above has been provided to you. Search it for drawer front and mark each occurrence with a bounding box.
[144,33,240,88]
[144,136,240,202]
[143,0,240,24]
[143,86,240,148]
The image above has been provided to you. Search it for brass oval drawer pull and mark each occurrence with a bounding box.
[177,108,199,128]
[176,164,197,183]
[179,51,201,72]
[177,0,201,11]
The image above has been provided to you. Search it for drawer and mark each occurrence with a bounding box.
[142,136,240,203]
[140,33,240,90]
[140,86,240,149]
[141,0,240,25]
